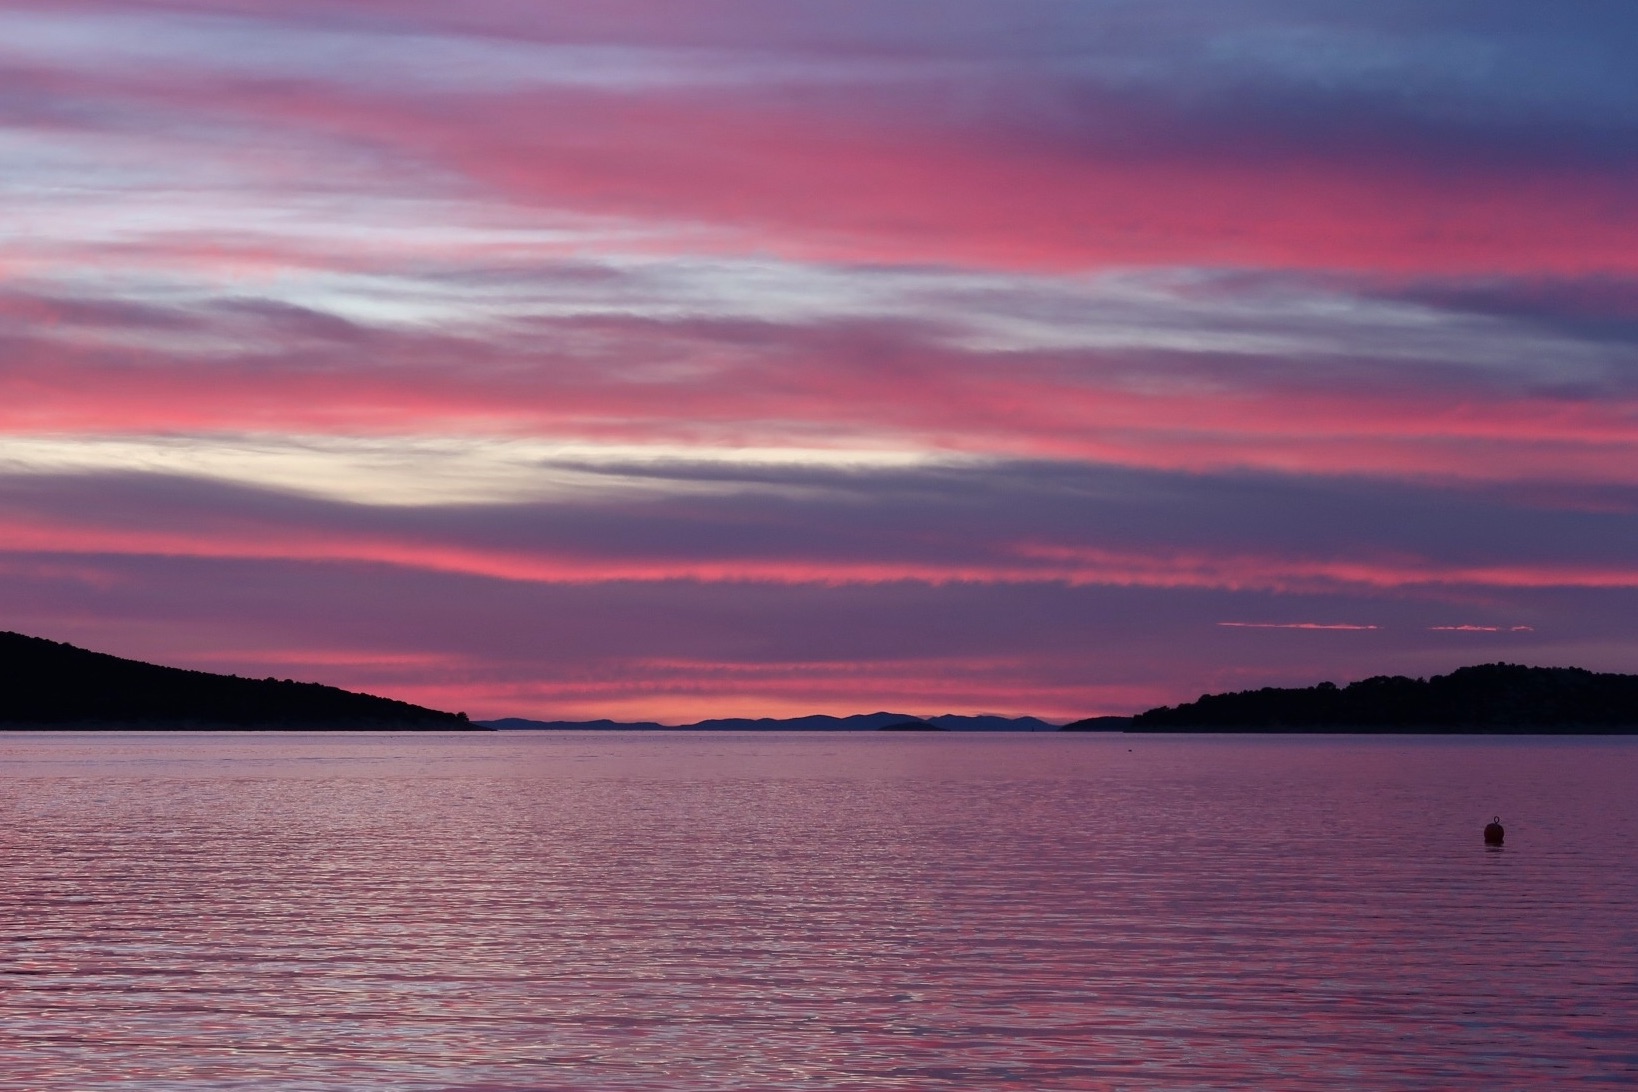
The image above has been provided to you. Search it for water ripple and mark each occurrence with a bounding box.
[1,732,1635,1089]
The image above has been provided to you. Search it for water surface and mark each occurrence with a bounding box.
[2,732,1635,1089]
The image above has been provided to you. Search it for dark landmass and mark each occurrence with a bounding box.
[1133,663,1638,732]
[931,714,1058,732]
[878,719,947,731]
[0,631,479,730]
[482,712,1059,732]
[483,717,673,732]
[1061,715,1135,732]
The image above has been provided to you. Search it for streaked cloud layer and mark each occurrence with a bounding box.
[3,1,1637,719]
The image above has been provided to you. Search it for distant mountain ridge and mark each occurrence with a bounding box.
[0,631,478,729]
[1132,663,1638,731]
[481,712,1059,732]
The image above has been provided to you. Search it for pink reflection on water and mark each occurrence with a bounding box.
[1,732,1635,1089]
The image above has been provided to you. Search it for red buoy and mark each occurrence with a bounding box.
[1484,816,1505,846]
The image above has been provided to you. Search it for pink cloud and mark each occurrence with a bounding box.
[1217,622,1380,631]
[6,3,1638,719]
[10,31,1637,280]
[1427,624,1536,632]
[197,81,1638,277]
[3,475,1637,597]
[4,308,1638,488]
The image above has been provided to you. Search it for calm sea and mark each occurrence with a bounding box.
[2,731,1635,1090]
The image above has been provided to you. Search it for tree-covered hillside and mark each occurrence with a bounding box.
[1133,663,1638,731]
[0,631,476,729]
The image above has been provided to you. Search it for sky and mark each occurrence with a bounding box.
[3,0,1638,722]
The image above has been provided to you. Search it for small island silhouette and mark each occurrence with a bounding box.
[0,631,478,730]
[877,718,948,731]
[1105,663,1638,732]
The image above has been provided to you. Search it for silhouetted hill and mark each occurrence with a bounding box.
[0,631,478,729]
[1060,716,1135,732]
[929,714,1057,732]
[1132,663,1638,732]
[483,717,672,732]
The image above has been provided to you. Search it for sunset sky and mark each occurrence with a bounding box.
[3,1,1637,721]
